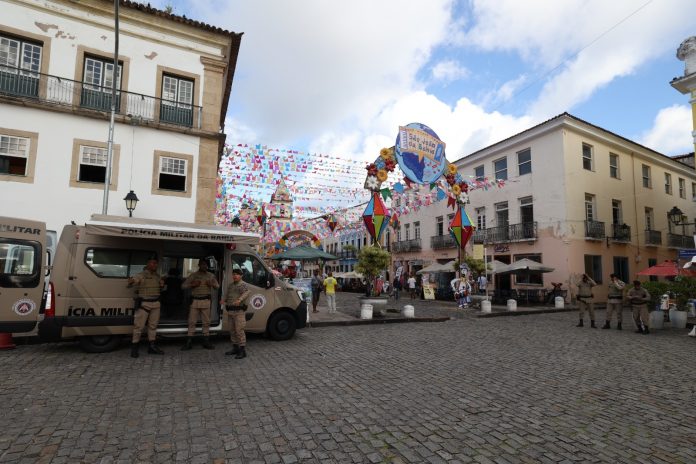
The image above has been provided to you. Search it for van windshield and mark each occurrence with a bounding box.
[0,239,40,287]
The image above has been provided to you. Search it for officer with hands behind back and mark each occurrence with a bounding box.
[128,257,165,358]
[222,268,251,359]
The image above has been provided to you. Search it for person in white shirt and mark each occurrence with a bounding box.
[407,275,417,299]
[476,274,488,295]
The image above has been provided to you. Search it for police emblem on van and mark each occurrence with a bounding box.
[249,294,266,310]
[13,299,36,316]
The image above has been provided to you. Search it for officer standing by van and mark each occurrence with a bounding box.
[128,257,165,358]
[181,258,219,350]
[223,268,250,359]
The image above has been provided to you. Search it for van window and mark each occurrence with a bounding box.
[85,248,156,278]
[230,254,269,287]
[0,239,41,288]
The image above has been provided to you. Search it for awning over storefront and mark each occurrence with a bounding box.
[85,214,260,245]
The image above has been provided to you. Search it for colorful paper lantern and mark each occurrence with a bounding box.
[362,191,391,242]
[326,214,338,232]
[449,205,474,249]
[256,206,267,226]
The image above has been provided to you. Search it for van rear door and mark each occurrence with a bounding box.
[0,217,46,333]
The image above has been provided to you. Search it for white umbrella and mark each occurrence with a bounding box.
[496,258,554,275]
[416,261,456,275]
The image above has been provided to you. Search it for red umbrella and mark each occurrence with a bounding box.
[636,260,679,277]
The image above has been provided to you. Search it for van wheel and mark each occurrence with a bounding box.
[78,335,121,353]
[267,311,296,341]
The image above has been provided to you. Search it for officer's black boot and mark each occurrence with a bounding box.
[130,343,139,358]
[235,346,247,359]
[180,337,193,351]
[602,321,611,329]
[202,336,214,350]
[616,323,622,330]
[590,320,597,328]
[148,342,164,355]
[225,344,239,356]
[643,327,650,335]
[576,319,583,327]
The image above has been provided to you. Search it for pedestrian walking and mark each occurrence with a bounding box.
[223,268,251,359]
[627,280,651,334]
[324,271,338,314]
[576,273,597,328]
[407,274,417,299]
[392,276,401,300]
[476,273,488,295]
[180,258,220,350]
[603,273,625,330]
[128,257,165,358]
[310,269,323,313]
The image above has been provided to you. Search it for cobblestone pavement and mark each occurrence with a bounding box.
[2,296,696,463]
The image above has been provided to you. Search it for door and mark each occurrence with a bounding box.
[0,237,44,333]
[228,253,276,333]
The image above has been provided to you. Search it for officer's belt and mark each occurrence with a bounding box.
[192,296,210,300]
[141,297,159,302]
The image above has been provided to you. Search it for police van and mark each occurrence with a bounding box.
[0,216,48,336]
[1,215,307,352]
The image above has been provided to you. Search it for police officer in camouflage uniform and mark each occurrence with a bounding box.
[223,268,251,359]
[180,259,220,350]
[128,258,165,358]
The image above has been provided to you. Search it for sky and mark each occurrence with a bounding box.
[151,0,694,164]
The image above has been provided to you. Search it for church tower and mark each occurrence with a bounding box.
[671,36,696,155]
[269,177,293,222]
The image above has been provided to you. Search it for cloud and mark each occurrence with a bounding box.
[430,60,470,83]
[640,105,693,155]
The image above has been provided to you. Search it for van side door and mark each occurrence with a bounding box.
[228,253,275,332]
[0,238,44,333]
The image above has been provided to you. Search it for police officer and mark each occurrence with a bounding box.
[576,273,597,328]
[223,268,250,359]
[603,273,625,330]
[627,280,651,334]
[180,258,220,350]
[128,257,165,358]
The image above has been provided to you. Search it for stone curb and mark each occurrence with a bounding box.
[307,316,450,328]
[475,307,576,318]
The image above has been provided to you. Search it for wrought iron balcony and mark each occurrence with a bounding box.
[336,250,357,259]
[610,223,631,242]
[392,239,422,252]
[0,66,202,128]
[645,230,661,246]
[431,234,457,249]
[585,220,605,240]
[471,222,537,244]
[667,233,694,249]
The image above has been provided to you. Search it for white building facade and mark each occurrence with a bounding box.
[0,0,241,232]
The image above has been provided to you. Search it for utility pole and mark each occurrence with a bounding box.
[102,0,119,214]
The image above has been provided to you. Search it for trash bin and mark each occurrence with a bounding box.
[360,304,373,320]
[481,300,492,313]
[402,305,415,318]
[649,310,664,329]
[554,296,564,309]
[507,299,517,311]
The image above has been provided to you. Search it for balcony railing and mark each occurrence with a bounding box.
[585,220,605,240]
[610,223,631,242]
[431,234,457,249]
[645,230,662,246]
[0,66,202,128]
[336,250,357,259]
[392,238,422,252]
[471,222,538,244]
[667,233,694,249]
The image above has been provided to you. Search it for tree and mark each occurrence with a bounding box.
[355,246,390,297]
[453,255,485,275]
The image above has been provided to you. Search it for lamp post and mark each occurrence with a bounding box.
[667,206,695,227]
[123,190,139,217]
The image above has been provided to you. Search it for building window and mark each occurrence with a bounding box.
[476,207,486,230]
[414,221,420,240]
[474,165,484,181]
[692,183,696,201]
[609,153,619,179]
[78,146,108,183]
[493,158,507,181]
[495,202,509,227]
[161,74,194,126]
[645,207,653,231]
[404,223,410,240]
[436,216,444,236]
[0,134,29,176]
[517,149,531,176]
[664,173,672,195]
[613,256,629,284]
[520,197,533,224]
[582,143,593,171]
[81,56,122,111]
[396,226,401,242]
[679,178,686,199]
[642,165,651,188]
[584,255,603,284]
[152,151,193,197]
[584,194,596,222]
[611,200,622,225]
[0,34,42,97]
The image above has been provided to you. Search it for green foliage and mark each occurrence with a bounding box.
[453,256,486,275]
[343,244,357,252]
[355,246,390,296]
[642,278,696,309]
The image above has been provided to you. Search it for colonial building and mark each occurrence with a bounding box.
[0,0,241,232]
[390,113,696,301]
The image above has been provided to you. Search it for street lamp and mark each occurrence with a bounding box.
[667,206,694,226]
[123,190,139,217]
[231,216,241,227]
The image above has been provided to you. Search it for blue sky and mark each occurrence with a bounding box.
[154,0,694,163]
